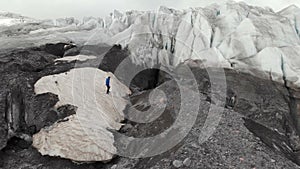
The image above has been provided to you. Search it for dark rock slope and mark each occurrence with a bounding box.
[108,66,300,169]
[0,44,110,168]
[1,44,300,168]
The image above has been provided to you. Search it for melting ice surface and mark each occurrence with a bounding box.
[33,68,131,162]
[1,2,300,87]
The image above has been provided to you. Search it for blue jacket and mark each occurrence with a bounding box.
[106,77,110,86]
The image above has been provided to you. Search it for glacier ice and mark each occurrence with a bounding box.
[1,2,300,88]
[33,68,131,162]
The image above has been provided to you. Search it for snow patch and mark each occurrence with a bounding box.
[55,55,97,62]
[33,68,131,162]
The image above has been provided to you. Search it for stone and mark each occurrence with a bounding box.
[183,158,191,167]
[172,160,183,168]
[111,164,118,169]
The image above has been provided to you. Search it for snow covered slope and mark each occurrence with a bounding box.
[2,1,300,88]
[0,11,37,26]
[32,68,131,162]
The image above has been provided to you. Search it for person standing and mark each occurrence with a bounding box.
[105,76,111,94]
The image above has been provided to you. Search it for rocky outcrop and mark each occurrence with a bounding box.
[0,44,78,151]
[111,67,300,168]
[99,45,160,91]
[41,42,76,57]
[0,44,127,168]
[98,44,127,72]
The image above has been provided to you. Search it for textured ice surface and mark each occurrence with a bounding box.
[1,2,300,87]
[33,68,131,162]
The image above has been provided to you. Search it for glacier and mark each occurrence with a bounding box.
[1,1,300,88]
[2,1,300,165]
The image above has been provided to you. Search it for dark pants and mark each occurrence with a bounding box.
[106,85,110,94]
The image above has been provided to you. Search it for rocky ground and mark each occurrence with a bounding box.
[1,44,300,168]
[106,66,300,169]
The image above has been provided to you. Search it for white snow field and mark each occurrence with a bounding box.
[33,68,131,162]
[0,11,36,26]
